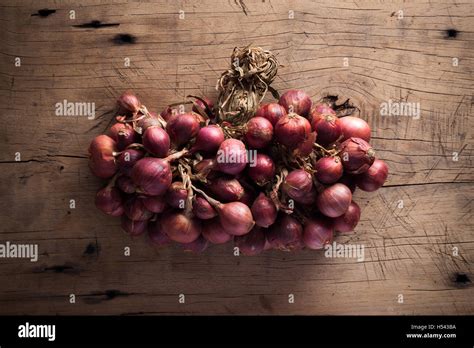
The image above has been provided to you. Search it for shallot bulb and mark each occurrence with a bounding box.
[116,175,136,194]
[316,183,352,218]
[315,156,343,184]
[116,148,144,176]
[161,210,201,243]
[166,112,201,146]
[124,196,153,221]
[356,159,388,192]
[193,195,217,220]
[166,181,188,209]
[282,169,313,202]
[95,186,124,216]
[148,218,171,247]
[141,195,166,213]
[208,176,244,202]
[216,139,248,175]
[267,214,304,251]
[278,90,312,117]
[190,125,225,154]
[303,217,334,250]
[333,201,361,233]
[88,135,118,179]
[247,153,275,186]
[192,97,215,119]
[131,157,172,196]
[117,91,141,114]
[311,113,341,146]
[234,226,266,256]
[339,137,375,174]
[339,116,371,142]
[256,103,287,126]
[251,193,277,228]
[107,123,137,150]
[143,126,170,158]
[121,216,147,237]
[244,117,274,149]
[274,113,312,150]
[181,235,209,253]
[202,218,232,244]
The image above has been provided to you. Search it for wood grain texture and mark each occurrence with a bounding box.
[0,0,472,315]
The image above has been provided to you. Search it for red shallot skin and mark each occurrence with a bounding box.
[117,91,141,114]
[247,153,275,186]
[339,116,371,142]
[339,137,375,174]
[282,169,313,201]
[121,216,147,237]
[161,211,201,244]
[303,217,334,250]
[95,187,124,216]
[278,90,312,117]
[234,226,266,256]
[251,193,277,228]
[181,235,209,253]
[192,97,215,119]
[88,135,118,179]
[267,214,304,251]
[165,181,188,209]
[107,123,137,150]
[311,103,336,118]
[131,157,172,196]
[116,148,145,176]
[217,201,255,236]
[356,159,389,192]
[256,103,287,126]
[333,201,361,233]
[244,117,274,149]
[310,113,342,146]
[315,156,343,184]
[316,183,352,218]
[193,195,217,220]
[141,195,167,213]
[142,126,170,158]
[116,175,136,194]
[216,139,248,175]
[166,112,201,146]
[191,125,225,154]
[208,176,244,202]
[160,106,177,122]
[274,113,312,150]
[202,218,232,244]
[124,196,153,221]
[148,218,171,247]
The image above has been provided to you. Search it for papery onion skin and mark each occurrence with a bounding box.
[193,195,217,220]
[202,218,232,244]
[316,183,352,218]
[311,113,341,146]
[267,214,304,251]
[315,156,343,184]
[356,159,388,192]
[208,176,244,202]
[148,218,171,247]
[339,116,371,142]
[107,123,137,150]
[160,106,176,122]
[116,175,136,194]
[191,125,225,154]
[131,157,172,196]
[181,235,209,253]
[124,196,153,221]
[279,90,312,117]
[166,181,188,209]
[251,193,277,228]
[95,187,124,216]
[339,137,375,174]
[161,211,201,243]
[303,217,334,250]
[121,216,147,236]
[256,103,287,126]
[312,103,336,118]
[247,153,275,186]
[88,135,118,179]
[166,112,201,146]
[216,139,248,175]
[274,113,312,150]
[333,201,361,233]
[234,226,266,256]
[136,112,162,134]
[117,91,141,114]
[217,202,255,236]
[244,117,274,149]
[141,195,166,213]
[143,126,170,158]
[282,169,313,201]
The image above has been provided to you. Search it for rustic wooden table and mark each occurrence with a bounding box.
[0,0,472,315]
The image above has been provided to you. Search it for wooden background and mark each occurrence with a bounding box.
[0,0,472,315]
